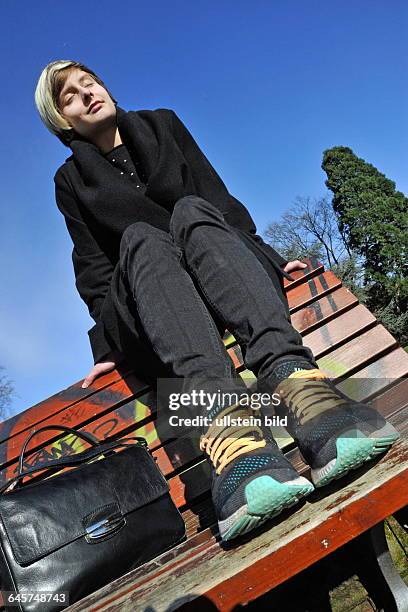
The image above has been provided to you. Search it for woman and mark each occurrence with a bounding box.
[35,60,399,542]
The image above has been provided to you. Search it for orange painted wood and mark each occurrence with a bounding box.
[282,257,324,290]
[290,286,358,334]
[0,366,139,445]
[285,271,342,312]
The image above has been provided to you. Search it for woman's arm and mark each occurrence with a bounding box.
[54,168,117,364]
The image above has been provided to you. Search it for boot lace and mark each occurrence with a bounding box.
[278,369,347,425]
[199,402,266,475]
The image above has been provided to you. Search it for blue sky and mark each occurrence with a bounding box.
[0,0,407,417]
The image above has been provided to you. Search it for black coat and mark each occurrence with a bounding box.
[54,107,290,368]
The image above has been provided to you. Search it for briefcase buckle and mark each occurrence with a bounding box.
[84,503,126,543]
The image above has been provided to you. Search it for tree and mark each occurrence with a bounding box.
[0,367,14,419]
[264,195,358,269]
[322,146,408,318]
[265,193,407,346]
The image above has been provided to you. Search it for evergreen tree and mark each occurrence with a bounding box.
[322,147,408,343]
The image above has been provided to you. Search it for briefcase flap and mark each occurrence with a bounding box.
[0,445,169,565]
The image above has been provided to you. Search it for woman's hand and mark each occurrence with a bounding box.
[283,260,308,274]
[81,350,125,389]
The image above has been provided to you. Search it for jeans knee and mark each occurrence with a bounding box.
[170,195,222,241]
[121,221,162,246]
[120,223,170,265]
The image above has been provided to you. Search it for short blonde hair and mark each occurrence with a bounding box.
[34,60,117,142]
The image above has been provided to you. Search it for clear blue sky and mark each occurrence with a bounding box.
[1,0,407,417]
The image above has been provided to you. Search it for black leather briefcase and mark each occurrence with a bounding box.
[0,425,186,611]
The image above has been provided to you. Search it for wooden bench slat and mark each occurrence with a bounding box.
[303,303,376,357]
[282,257,324,290]
[0,367,140,445]
[290,286,358,334]
[337,347,408,401]
[317,324,397,378]
[287,271,342,312]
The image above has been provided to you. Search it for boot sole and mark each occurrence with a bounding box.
[311,423,400,488]
[219,475,314,541]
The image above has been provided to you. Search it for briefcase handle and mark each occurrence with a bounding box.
[18,425,100,476]
[0,429,148,495]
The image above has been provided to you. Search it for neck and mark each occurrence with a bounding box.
[91,125,123,154]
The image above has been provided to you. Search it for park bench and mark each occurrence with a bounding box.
[0,259,407,611]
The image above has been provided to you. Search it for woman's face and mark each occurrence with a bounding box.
[58,68,116,139]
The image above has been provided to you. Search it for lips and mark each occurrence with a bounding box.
[88,101,104,114]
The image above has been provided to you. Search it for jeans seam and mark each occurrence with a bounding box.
[176,255,231,378]
[182,256,249,374]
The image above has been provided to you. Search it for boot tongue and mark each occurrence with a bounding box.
[265,360,317,390]
[288,368,328,380]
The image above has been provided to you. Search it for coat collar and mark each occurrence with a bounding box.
[64,106,166,192]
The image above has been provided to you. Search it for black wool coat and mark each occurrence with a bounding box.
[54,106,290,370]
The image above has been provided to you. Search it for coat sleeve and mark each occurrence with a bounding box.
[167,109,288,268]
[54,168,116,364]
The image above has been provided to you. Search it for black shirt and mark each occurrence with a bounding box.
[104,143,146,192]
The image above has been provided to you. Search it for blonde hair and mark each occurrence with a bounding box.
[34,60,117,141]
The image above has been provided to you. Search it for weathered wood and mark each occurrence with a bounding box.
[302,303,376,357]
[337,347,408,401]
[229,304,378,376]
[290,286,358,334]
[282,257,324,291]
[285,271,342,312]
[66,437,408,612]
[317,324,397,378]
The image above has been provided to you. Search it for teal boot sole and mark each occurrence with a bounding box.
[311,428,400,488]
[219,475,314,541]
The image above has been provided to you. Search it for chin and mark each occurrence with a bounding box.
[91,106,115,126]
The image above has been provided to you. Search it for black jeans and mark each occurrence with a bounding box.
[119,196,316,398]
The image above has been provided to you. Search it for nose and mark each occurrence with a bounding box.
[81,85,93,102]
